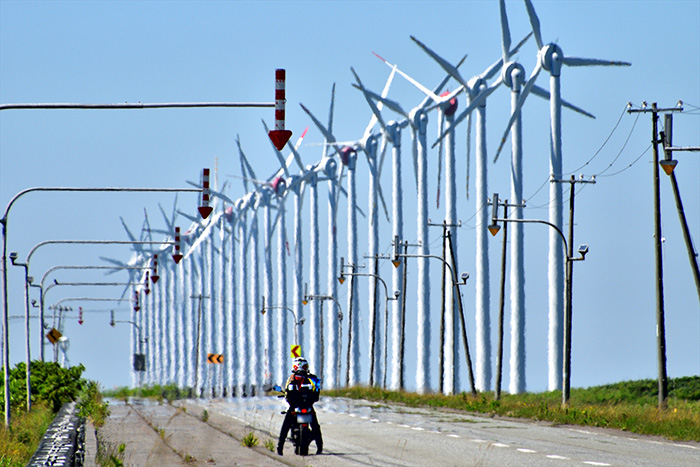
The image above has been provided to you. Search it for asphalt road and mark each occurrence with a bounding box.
[91,397,699,466]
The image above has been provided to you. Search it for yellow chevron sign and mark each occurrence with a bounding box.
[46,328,62,345]
[290,345,301,359]
[207,353,224,364]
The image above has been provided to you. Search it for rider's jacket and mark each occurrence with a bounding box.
[284,371,321,408]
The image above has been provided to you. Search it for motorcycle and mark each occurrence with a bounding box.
[273,384,319,456]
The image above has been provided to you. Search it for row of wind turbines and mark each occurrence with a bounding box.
[107,0,629,397]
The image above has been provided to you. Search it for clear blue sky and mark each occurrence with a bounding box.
[1,0,698,392]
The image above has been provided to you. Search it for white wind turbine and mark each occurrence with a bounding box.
[413,30,535,392]
[364,54,465,393]
[302,85,393,387]
[505,0,630,391]
[352,70,419,391]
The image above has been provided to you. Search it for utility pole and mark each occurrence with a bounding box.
[191,293,210,398]
[486,196,525,400]
[627,102,683,408]
[446,231,476,396]
[552,175,595,405]
[428,219,462,394]
[659,113,700,300]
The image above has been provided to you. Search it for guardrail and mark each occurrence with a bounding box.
[27,401,85,466]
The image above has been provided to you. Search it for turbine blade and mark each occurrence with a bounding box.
[499,0,511,64]
[159,203,175,233]
[481,33,532,81]
[236,135,252,191]
[374,50,441,102]
[411,35,469,89]
[288,126,308,171]
[300,103,342,158]
[377,181,391,224]
[363,65,396,137]
[493,62,543,162]
[562,56,631,67]
[524,0,544,50]
[351,67,392,144]
[100,256,127,268]
[119,217,140,247]
[432,77,502,148]
[351,83,408,120]
[530,85,595,118]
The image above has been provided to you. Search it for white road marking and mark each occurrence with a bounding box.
[411,427,425,431]
[517,448,537,453]
[493,443,509,448]
[448,434,460,438]
[583,462,611,466]
[546,454,570,460]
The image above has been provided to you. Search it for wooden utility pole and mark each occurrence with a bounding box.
[627,102,683,408]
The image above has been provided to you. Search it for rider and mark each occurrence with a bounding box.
[277,357,323,456]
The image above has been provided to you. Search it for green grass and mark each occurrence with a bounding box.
[241,432,259,447]
[325,377,700,441]
[104,384,190,402]
[0,402,54,466]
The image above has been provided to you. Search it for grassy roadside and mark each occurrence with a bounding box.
[325,376,700,442]
[0,362,109,467]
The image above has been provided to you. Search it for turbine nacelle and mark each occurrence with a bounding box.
[439,90,458,116]
[339,146,357,168]
[319,156,337,178]
[540,43,564,75]
[270,176,287,197]
[501,61,526,88]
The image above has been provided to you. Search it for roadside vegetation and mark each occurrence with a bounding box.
[325,376,700,441]
[105,383,189,402]
[0,361,109,466]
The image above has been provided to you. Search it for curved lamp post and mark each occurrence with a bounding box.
[390,235,475,396]
[261,296,305,346]
[302,285,343,388]
[338,257,398,388]
[487,192,587,407]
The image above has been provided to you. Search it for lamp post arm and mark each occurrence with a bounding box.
[344,272,390,301]
[29,240,172,267]
[493,218,569,257]
[40,265,148,290]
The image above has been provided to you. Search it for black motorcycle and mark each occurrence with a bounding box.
[273,385,320,456]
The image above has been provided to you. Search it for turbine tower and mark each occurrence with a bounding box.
[521,0,630,390]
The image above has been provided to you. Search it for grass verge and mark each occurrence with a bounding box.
[325,376,700,441]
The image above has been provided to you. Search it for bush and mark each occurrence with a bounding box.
[0,361,86,415]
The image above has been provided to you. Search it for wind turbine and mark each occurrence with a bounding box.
[301,76,393,387]
[411,28,535,392]
[518,0,630,391]
[352,69,420,390]
[365,52,466,393]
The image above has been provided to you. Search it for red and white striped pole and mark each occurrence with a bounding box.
[133,290,140,312]
[198,168,213,219]
[151,254,160,284]
[172,227,183,264]
[268,68,292,151]
[144,271,151,295]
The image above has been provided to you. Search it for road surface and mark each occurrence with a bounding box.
[89,396,699,466]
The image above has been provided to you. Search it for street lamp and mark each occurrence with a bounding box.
[303,284,343,388]
[9,252,32,411]
[488,193,588,407]
[338,257,397,388]
[261,296,305,346]
[109,310,147,388]
[390,235,476,396]
[1,185,203,426]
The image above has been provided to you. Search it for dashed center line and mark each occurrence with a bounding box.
[583,462,611,466]
[546,454,570,460]
[517,448,537,453]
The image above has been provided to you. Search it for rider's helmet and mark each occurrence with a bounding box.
[292,357,309,374]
